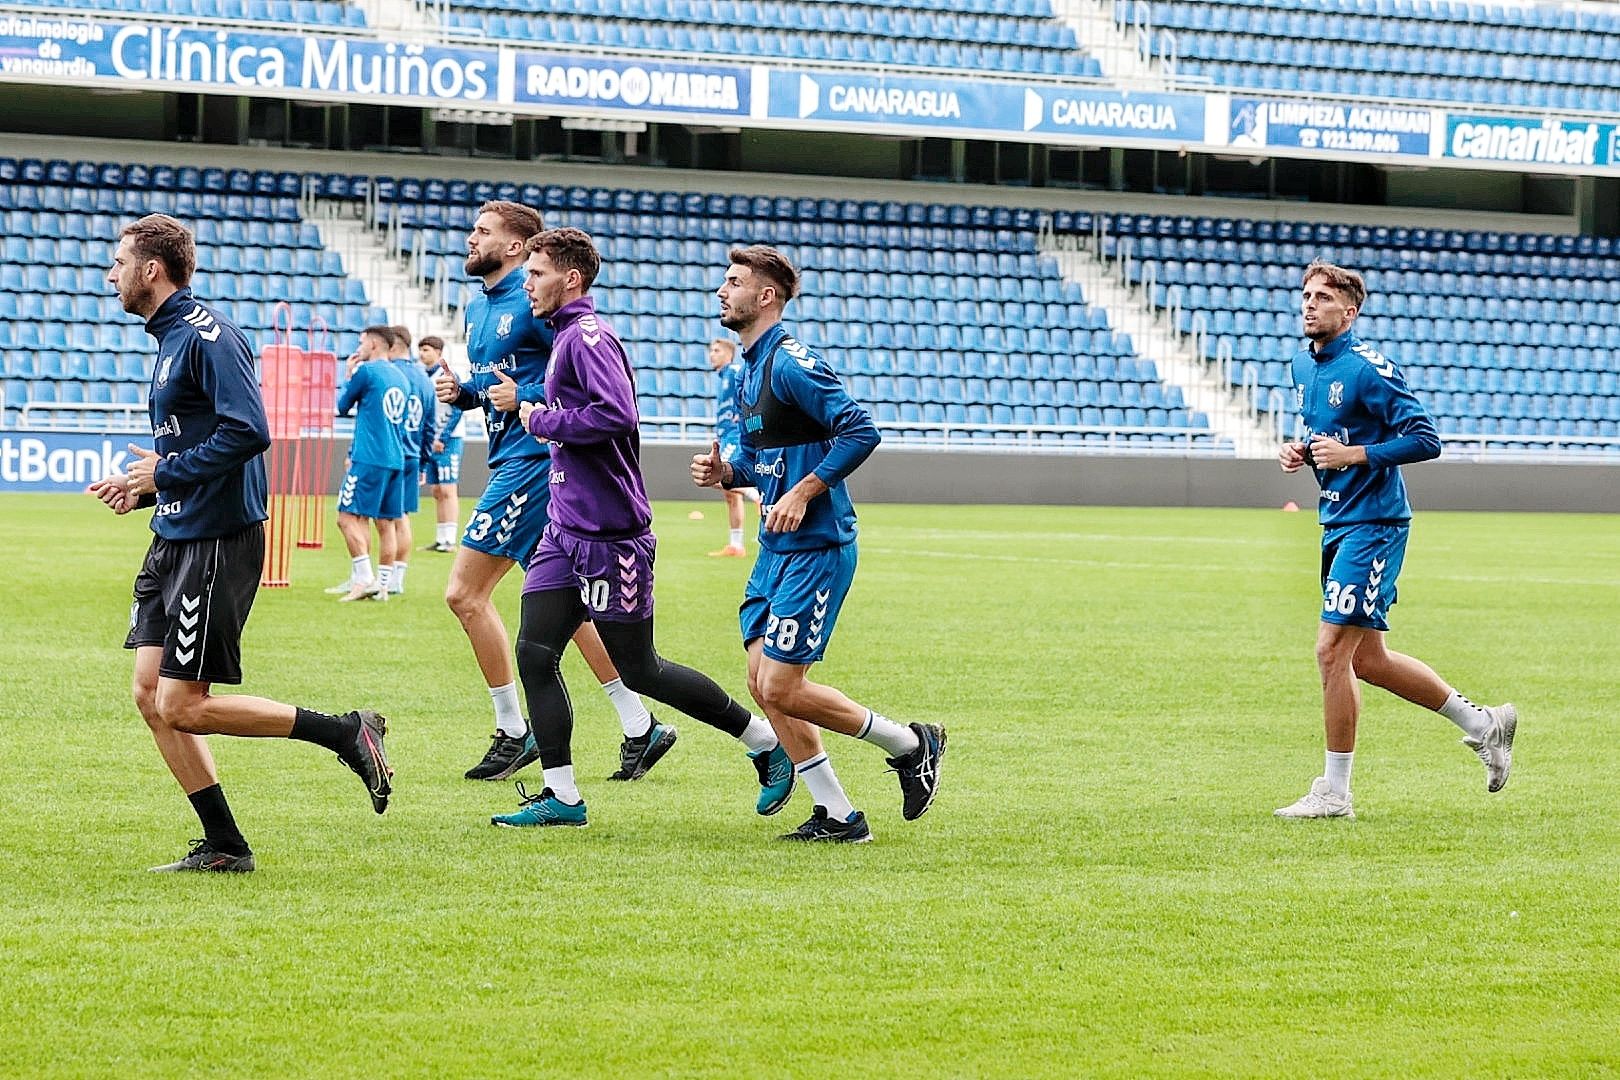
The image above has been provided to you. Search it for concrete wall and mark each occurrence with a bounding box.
[390,442,1620,514]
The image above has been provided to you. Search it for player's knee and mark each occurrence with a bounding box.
[444,579,478,618]
[132,674,161,725]
[514,635,563,680]
[154,683,207,733]
[1315,635,1355,673]
[610,652,662,695]
[752,670,800,715]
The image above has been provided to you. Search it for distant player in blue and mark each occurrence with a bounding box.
[1276,259,1518,820]
[432,201,660,783]
[333,325,410,602]
[417,334,463,553]
[385,323,437,595]
[90,214,390,873]
[705,336,756,557]
[692,246,946,843]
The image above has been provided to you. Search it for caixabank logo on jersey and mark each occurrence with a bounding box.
[0,433,130,492]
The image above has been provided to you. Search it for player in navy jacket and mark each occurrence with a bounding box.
[1275,259,1518,819]
[692,246,945,842]
[90,214,392,872]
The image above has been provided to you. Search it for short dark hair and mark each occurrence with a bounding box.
[478,200,544,242]
[362,325,394,347]
[418,335,444,352]
[1303,259,1367,311]
[524,227,600,291]
[120,214,195,287]
[390,324,412,349]
[728,245,799,305]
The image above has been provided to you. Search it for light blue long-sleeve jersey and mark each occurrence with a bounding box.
[451,266,552,469]
[1290,328,1442,527]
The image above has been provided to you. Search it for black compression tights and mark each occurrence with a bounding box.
[515,588,752,769]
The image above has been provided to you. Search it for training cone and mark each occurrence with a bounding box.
[688,510,705,520]
[1281,501,1300,512]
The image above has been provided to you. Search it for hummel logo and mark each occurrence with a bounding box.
[180,594,199,613]
[806,635,822,650]
[510,493,529,507]
[178,610,198,631]
[175,647,195,665]
[617,554,635,569]
[814,590,829,603]
[177,629,197,649]
[182,304,222,343]
[496,530,512,542]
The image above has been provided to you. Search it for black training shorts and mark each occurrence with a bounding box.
[125,523,264,685]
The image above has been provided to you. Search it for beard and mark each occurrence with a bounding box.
[719,309,749,331]
[465,251,503,278]
[118,278,156,317]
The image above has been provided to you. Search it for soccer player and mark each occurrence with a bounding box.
[386,324,438,594]
[434,201,670,783]
[491,227,794,829]
[1275,259,1518,819]
[418,334,462,553]
[332,325,409,602]
[691,246,945,843]
[705,336,755,558]
[89,213,390,873]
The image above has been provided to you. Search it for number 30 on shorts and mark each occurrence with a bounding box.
[1322,580,1360,616]
[578,578,610,613]
[764,614,800,652]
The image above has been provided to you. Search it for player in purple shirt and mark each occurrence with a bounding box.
[488,227,794,830]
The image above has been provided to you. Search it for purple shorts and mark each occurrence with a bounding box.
[522,522,656,622]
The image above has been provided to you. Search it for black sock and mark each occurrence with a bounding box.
[290,707,357,753]
[188,784,250,856]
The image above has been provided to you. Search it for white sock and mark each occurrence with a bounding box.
[1438,690,1492,739]
[490,682,527,738]
[739,715,778,754]
[1324,750,1354,796]
[351,555,372,583]
[601,678,653,738]
[376,565,393,594]
[392,562,407,591]
[796,753,856,821]
[437,521,456,545]
[729,528,744,549]
[543,765,580,804]
[856,709,920,758]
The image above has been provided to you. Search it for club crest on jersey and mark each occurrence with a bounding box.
[157,355,174,387]
[496,313,513,338]
[1328,381,1344,407]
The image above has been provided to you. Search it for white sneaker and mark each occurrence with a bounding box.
[324,578,356,595]
[1462,703,1517,793]
[338,580,378,602]
[1274,776,1355,819]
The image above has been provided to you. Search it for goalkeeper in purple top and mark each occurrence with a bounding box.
[488,227,794,830]
[1274,259,1518,820]
[691,246,945,843]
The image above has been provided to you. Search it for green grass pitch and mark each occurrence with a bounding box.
[1,491,1616,1078]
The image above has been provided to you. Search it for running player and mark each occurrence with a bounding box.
[692,245,945,843]
[490,227,793,829]
[386,324,437,594]
[433,202,670,783]
[418,335,462,553]
[705,336,755,558]
[1275,259,1518,819]
[333,325,410,602]
[90,213,390,872]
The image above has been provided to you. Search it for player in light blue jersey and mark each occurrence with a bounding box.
[692,245,946,843]
[418,335,463,553]
[705,336,756,557]
[333,325,410,602]
[1276,260,1518,820]
[432,201,663,784]
[385,324,437,595]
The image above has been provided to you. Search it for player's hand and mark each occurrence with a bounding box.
[434,363,460,403]
[1308,433,1364,472]
[345,351,363,377]
[690,439,730,488]
[418,470,427,487]
[764,486,810,533]
[488,369,519,412]
[126,444,161,497]
[432,439,444,453]
[518,399,539,434]
[88,474,135,514]
[1279,441,1306,473]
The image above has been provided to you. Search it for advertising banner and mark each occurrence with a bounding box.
[511,50,755,117]
[1227,97,1435,156]
[1444,114,1620,168]
[0,432,135,493]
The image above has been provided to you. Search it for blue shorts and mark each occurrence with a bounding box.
[741,541,858,664]
[463,456,552,566]
[398,465,421,516]
[338,463,403,520]
[1320,523,1407,631]
[425,439,463,486]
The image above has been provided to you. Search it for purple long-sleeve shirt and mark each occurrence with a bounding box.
[523,296,652,539]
